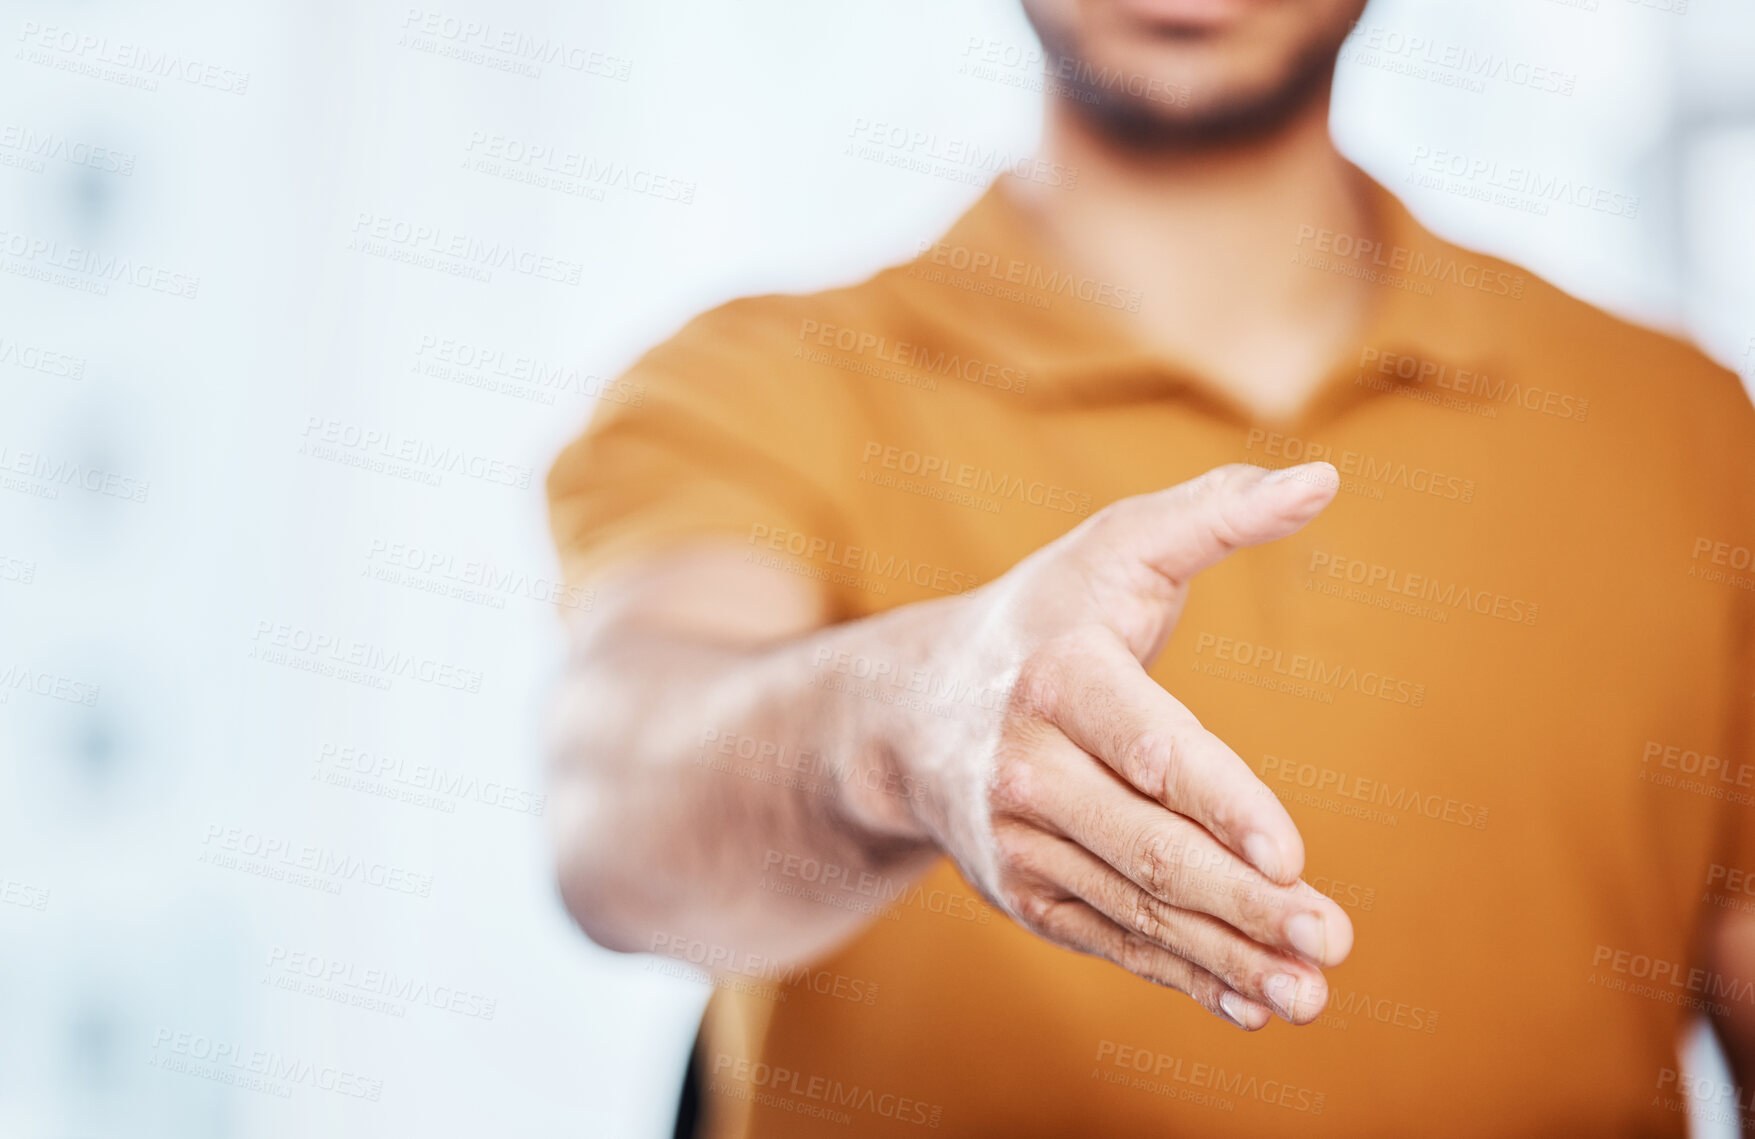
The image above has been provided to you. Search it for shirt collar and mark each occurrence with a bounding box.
[886,170,1516,428]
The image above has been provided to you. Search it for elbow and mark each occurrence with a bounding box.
[548,771,651,955]
[555,855,648,955]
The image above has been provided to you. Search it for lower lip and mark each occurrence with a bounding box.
[1111,0,1257,28]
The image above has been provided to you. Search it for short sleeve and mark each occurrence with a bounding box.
[1701,399,1755,877]
[546,296,860,594]
[1715,597,1755,873]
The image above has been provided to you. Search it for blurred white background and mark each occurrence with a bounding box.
[1,0,1751,1136]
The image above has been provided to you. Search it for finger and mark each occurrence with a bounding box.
[1093,461,1339,589]
[1026,832,1330,1025]
[1030,629,1306,886]
[1018,890,1273,1030]
[1020,731,1352,965]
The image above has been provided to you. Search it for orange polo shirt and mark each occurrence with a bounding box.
[548,176,1755,1136]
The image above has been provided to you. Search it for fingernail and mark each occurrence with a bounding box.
[1219,991,1251,1029]
[1260,464,1304,485]
[1264,974,1301,1021]
[1286,912,1328,963]
[1242,833,1283,882]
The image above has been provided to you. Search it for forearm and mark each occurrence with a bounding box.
[547,599,965,962]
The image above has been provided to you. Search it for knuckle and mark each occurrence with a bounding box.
[1121,889,1176,947]
[1005,883,1055,930]
[987,755,1037,819]
[1038,627,1110,682]
[989,824,1035,873]
[1217,941,1268,996]
[1010,649,1065,720]
[1204,796,1248,847]
[1196,741,1258,831]
[1115,931,1160,981]
[1133,829,1186,901]
[1186,973,1229,1016]
[1229,881,1277,932]
[1203,498,1249,558]
[1010,628,1106,723]
[1121,727,1173,798]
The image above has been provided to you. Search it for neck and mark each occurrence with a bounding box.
[1004,90,1379,423]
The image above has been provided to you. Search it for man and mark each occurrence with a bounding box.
[545,0,1755,1133]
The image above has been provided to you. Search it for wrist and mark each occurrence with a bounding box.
[808,594,995,851]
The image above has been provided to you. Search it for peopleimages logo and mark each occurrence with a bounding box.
[0,443,150,503]
[1193,633,1428,708]
[264,945,497,1020]
[1591,944,1755,1008]
[708,1053,942,1127]
[348,212,584,286]
[1094,1040,1326,1114]
[1357,347,1589,423]
[846,116,1078,191]
[761,849,990,924]
[15,22,252,95]
[1245,428,1475,504]
[859,441,1088,515]
[0,227,200,299]
[1640,738,1755,796]
[1657,1068,1751,1124]
[1406,145,1638,220]
[0,663,100,707]
[315,741,546,817]
[410,332,642,407]
[0,123,136,175]
[199,823,436,898]
[746,524,980,596]
[463,131,696,202]
[0,333,86,380]
[1323,987,1440,1033]
[957,36,1190,108]
[798,319,1028,393]
[149,1027,382,1101]
[1292,223,1523,299]
[1306,549,1540,627]
[1339,24,1577,97]
[1689,536,1755,593]
[651,933,881,1008]
[1258,755,1489,830]
[299,417,533,490]
[398,9,631,80]
[364,537,592,612]
[910,239,1144,313]
[249,619,486,694]
[0,875,50,911]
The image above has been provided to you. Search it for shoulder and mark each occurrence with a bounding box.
[640,277,913,373]
[1416,221,1755,462]
[1441,245,1755,551]
[1518,272,1741,400]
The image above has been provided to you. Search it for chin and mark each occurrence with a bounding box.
[1022,0,1363,145]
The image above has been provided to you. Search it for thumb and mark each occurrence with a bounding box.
[1097,462,1339,587]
